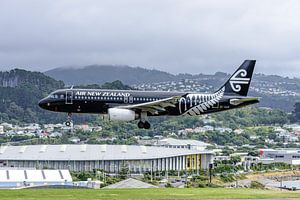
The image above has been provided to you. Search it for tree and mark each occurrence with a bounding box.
[119,163,130,180]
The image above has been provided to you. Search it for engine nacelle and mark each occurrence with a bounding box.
[108,108,137,121]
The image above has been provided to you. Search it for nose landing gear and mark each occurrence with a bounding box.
[65,112,73,127]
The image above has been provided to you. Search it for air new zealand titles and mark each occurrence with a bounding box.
[39,60,259,129]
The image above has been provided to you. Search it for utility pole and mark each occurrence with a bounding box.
[208,163,213,184]
[150,161,153,182]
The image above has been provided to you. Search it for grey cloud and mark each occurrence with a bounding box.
[0,0,300,76]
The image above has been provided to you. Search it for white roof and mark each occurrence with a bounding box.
[261,148,300,154]
[0,144,213,161]
[158,138,210,147]
[0,169,72,182]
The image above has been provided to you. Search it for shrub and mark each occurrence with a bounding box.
[250,181,265,189]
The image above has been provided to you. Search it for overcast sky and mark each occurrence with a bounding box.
[0,0,300,77]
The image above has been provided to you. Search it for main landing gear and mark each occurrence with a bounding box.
[137,112,151,129]
[65,112,72,127]
[138,121,151,129]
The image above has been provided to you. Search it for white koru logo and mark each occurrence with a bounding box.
[229,69,250,92]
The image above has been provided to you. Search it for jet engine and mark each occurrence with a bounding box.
[108,108,137,121]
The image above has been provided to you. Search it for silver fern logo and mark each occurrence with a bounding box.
[229,69,250,92]
[180,87,225,116]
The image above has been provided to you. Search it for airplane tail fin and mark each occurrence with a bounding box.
[217,60,256,96]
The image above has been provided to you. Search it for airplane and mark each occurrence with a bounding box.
[39,60,259,129]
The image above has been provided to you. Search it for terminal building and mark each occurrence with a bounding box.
[259,149,300,165]
[155,138,211,151]
[0,169,72,188]
[0,145,214,173]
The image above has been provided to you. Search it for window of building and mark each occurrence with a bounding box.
[275,155,284,158]
[292,156,300,159]
[187,158,191,168]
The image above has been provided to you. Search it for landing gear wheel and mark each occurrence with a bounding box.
[65,112,72,127]
[65,121,71,127]
[144,121,151,129]
[138,121,144,129]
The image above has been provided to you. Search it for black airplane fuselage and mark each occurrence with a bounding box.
[38,88,258,116]
[39,60,259,128]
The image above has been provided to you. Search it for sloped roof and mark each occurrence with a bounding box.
[0,144,213,161]
[158,138,210,146]
[104,178,158,189]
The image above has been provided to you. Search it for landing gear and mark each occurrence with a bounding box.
[65,121,72,127]
[65,112,72,127]
[144,121,151,129]
[137,121,151,129]
[137,112,151,129]
[138,121,144,129]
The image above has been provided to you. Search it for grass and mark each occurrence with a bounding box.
[0,188,299,200]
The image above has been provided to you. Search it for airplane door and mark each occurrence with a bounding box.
[129,96,133,104]
[124,96,128,104]
[66,90,73,104]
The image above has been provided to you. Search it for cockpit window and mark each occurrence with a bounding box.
[49,94,60,99]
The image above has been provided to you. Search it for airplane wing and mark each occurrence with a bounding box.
[118,96,182,115]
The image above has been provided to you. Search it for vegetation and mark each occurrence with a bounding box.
[0,69,65,123]
[0,69,133,124]
[0,188,299,200]
[0,68,297,149]
[251,163,293,171]
[250,181,265,189]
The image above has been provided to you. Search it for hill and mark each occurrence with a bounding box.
[45,65,300,111]
[0,69,134,124]
[45,65,175,85]
[0,69,66,123]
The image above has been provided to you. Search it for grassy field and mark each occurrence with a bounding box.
[0,188,299,200]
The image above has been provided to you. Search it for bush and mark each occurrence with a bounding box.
[165,183,174,188]
[220,174,235,183]
[198,183,206,188]
[250,181,265,189]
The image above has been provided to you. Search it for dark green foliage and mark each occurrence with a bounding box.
[119,163,130,180]
[0,69,65,123]
[251,162,293,171]
[74,80,134,90]
[220,174,236,183]
[214,107,288,129]
[0,69,134,124]
[45,65,176,85]
[71,172,94,181]
[250,181,265,189]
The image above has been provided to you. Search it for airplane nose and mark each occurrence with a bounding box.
[38,98,48,109]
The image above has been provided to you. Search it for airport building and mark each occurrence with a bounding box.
[259,149,300,165]
[155,138,211,151]
[0,169,72,188]
[0,145,214,173]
